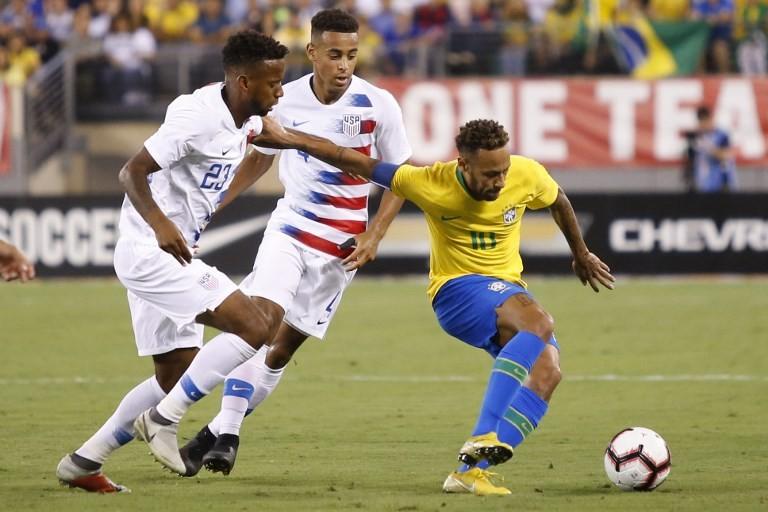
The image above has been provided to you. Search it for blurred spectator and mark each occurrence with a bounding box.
[412,0,455,75]
[6,32,41,79]
[685,105,738,193]
[190,0,233,43]
[225,0,250,26]
[295,0,321,24]
[369,0,414,74]
[536,0,582,74]
[101,11,156,105]
[67,3,98,50]
[736,0,768,75]
[498,0,529,75]
[690,0,735,72]
[271,0,293,29]
[125,0,147,31]
[44,0,74,43]
[241,0,275,34]
[648,0,690,21]
[525,0,555,25]
[355,14,384,77]
[274,7,311,81]
[88,0,113,39]
[446,0,501,75]
[145,0,199,41]
[0,44,27,86]
[2,0,46,32]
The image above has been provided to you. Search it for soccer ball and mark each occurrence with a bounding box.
[603,427,671,491]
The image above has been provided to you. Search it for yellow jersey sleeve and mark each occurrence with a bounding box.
[517,156,559,210]
[390,163,434,207]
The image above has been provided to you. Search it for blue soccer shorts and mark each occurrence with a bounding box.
[432,274,559,358]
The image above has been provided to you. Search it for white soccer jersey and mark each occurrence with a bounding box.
[119,82,263,246]
[258,74,412,258]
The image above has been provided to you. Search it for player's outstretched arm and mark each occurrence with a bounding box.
[548,188,615,292]
[342,190,405,271]
[118,147,192,265]
[0,240,35,282]
[254,117,381,181]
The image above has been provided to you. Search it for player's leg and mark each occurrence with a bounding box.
[196,246,352,474]
[461,291,556,467]
[135,291,284,474]
[113,240,283,474]
[179,234,307,474]
[198,324,308,474]
[434,276,536,495]
[57,293,204,492]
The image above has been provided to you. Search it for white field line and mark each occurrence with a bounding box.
[0,374,766,386]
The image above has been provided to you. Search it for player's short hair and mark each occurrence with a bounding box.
[311,8,359,39]
[696,105,711,121]
[222,30,288,71]
[455,119,510,154]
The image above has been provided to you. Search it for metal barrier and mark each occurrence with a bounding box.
[24,51,75,174]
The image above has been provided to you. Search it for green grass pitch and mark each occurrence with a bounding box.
[1,277,766,511]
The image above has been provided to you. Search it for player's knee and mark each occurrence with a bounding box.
[237,315,272,348]
[234,301,283,349]
[525,312,554,342]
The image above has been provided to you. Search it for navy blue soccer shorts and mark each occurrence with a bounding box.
[432,274,559,358]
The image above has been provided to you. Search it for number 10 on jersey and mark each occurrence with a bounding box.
[201,163,232,190]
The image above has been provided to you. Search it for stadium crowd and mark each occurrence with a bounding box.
[2,0,767,90]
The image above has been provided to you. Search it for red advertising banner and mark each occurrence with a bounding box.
[376,77,768,168]
[0,83,10,174]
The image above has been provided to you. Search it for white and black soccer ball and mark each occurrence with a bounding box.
[604,427,671,491]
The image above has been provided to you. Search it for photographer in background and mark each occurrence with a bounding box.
[684,106,738,193]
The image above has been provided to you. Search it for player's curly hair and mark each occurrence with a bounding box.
[455,119,510,154]
[311,8,359,38]
[222,30,289,70]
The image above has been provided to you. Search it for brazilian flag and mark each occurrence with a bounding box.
[585,0,710,79]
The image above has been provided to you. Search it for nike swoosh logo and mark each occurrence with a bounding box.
[317,319,328,325]
[230,385,251,392]
[440,215,462,221]
[196,214,271,256]
[222,148,231,155]
[292,120,310,127]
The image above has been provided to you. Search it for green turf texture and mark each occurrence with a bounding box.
[1,277,766,511]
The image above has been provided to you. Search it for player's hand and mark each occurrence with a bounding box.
[572,252,615,292]
[252,116,291,149]
[340,231,382,271]
[153,217,192,265]
[0,243,36,282]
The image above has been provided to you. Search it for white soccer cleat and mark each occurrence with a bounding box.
[133,408,187,475]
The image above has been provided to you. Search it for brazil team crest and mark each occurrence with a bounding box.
[503,206,517,224]
[488,281,509,293]
[343,114,361,137]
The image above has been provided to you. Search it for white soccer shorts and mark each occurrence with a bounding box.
[114,237,238,356]
[239,232,355,339]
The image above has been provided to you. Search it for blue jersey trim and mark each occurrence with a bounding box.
[371,162,399,189]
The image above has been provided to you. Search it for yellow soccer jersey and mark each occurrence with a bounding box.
[390,156,559,301]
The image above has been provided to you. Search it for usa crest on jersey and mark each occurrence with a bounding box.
[342,114,361,137]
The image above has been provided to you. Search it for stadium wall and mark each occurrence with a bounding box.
[1,194,765,277]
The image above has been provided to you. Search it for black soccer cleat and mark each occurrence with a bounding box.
[202,433,240,476]
[179,426,218,477]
